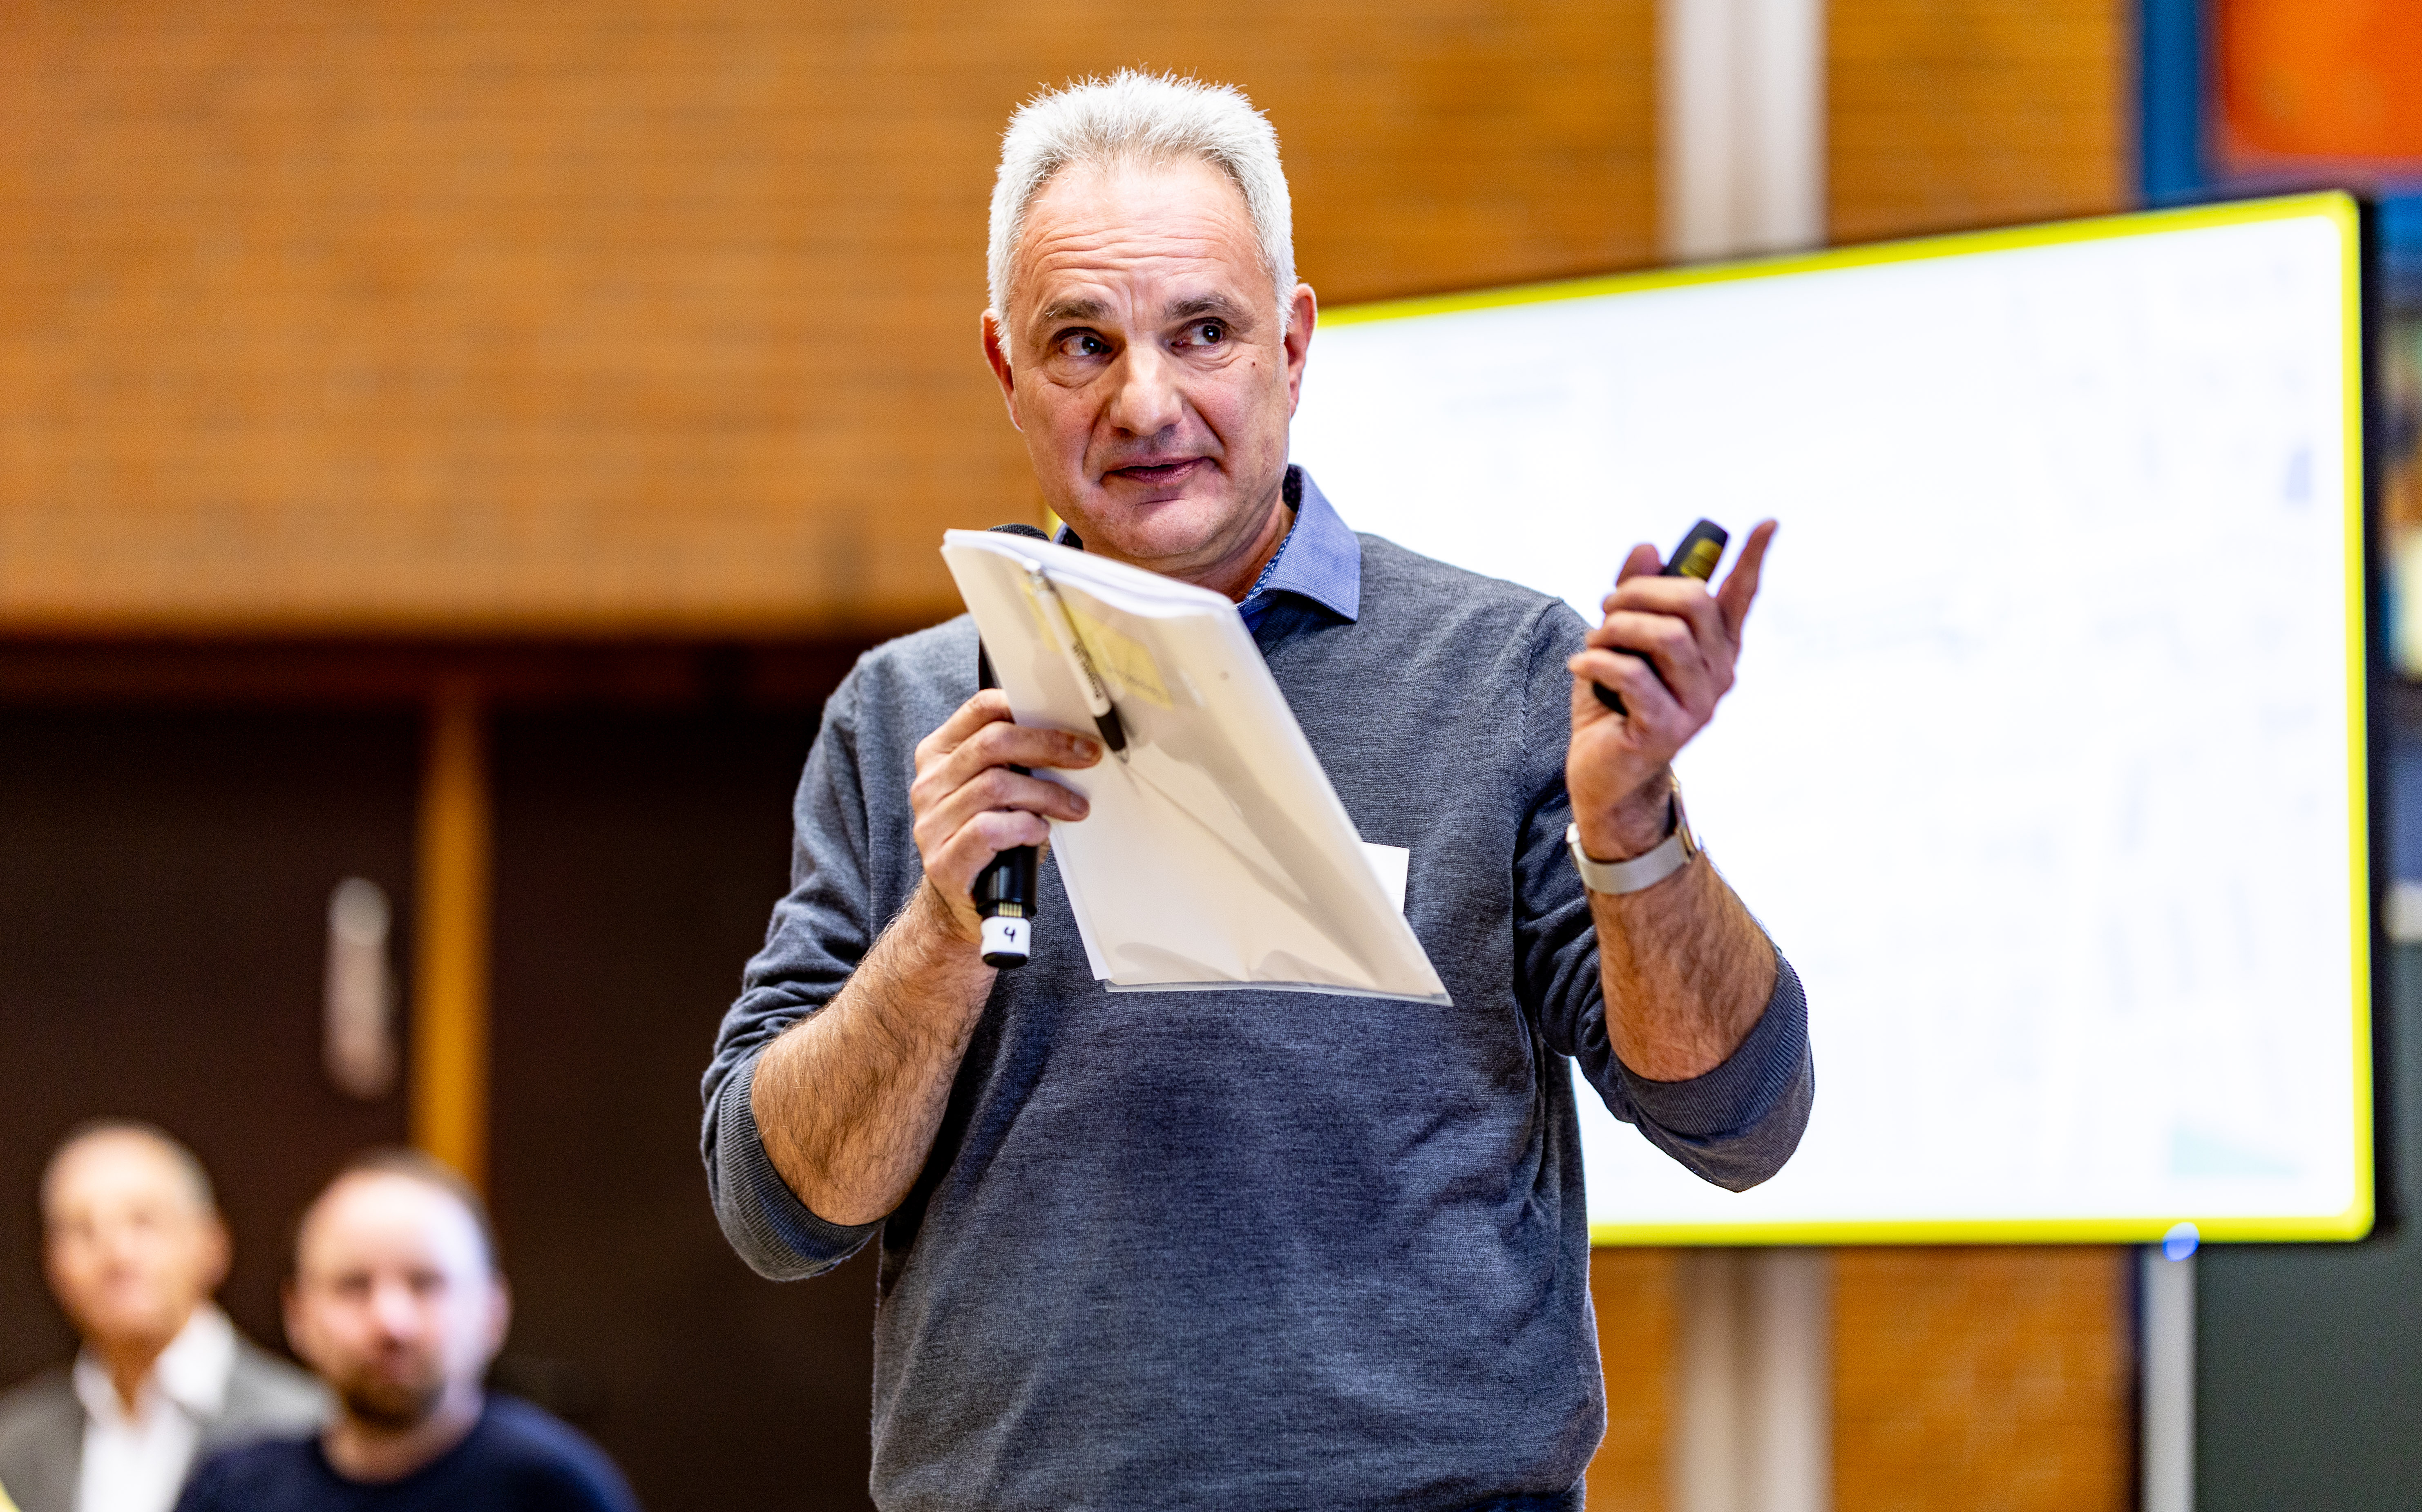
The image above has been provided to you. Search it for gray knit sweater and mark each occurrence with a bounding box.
[702,530,1812,1512]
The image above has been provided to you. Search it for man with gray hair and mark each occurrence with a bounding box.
[706,70,1812,1509]
[0,1123,326,1512]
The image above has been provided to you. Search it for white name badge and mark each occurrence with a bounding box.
[1360,842,1410,913]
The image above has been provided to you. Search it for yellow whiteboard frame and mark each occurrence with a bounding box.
[1328,192,2376,1247]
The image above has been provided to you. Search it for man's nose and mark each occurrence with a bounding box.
[367,1280,422,1336]
[1105,342,1183,438]
[94,1224,143,1269]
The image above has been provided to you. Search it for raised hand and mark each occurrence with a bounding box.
[1566,519,1777,859]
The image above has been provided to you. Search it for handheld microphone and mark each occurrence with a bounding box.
[1595,519,1729,715]
[973,522,1053,967]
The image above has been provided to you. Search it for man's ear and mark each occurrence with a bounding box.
[483,1274,514,1361]
[1282,284,1318,416]
[280,1279,313,1370]
[199,1211,232,1293]
[980,310,1023,431]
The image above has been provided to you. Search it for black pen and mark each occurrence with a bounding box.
[1028,567,1129,761]
[1594,519,1729,715]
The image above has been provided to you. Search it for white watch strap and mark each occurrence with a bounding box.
[1566,809,1696,896]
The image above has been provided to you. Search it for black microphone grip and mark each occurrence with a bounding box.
[972,522,1054,968]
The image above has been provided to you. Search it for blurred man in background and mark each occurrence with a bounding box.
[0,1122,327,1512]
[174,1150,635,1512]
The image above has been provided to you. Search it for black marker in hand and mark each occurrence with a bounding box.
[973,522,1053,968]
[1594,519,1729,715]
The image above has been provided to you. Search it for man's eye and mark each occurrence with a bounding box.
[1189,321,1226,345]
[1056,332,1108,358]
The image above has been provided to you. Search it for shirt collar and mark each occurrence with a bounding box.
[73,1304,237,1427]
[1242,465,1361,625]
[1048,465,1362,625]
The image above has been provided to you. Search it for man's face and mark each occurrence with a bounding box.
[284,1174,507,1430]
[982,155,1318,581]
[43,1132,228,1357]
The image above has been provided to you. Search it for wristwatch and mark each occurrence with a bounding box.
[1567,780,1700,896]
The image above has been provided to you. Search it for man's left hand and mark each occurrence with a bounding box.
[1566,519,1777,860]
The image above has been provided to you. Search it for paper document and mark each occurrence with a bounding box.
[941,529,1449,1003]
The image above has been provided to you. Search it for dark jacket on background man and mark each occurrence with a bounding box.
[174,1397,639,1512]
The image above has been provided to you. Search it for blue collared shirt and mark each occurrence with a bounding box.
[1238,466,1363,630]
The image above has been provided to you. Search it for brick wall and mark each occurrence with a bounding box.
[1589,1247,1679,1511]
[1834,1248,2133,1512]
[1586,1247,2133,1510]
[1829,0,2132,243]
[0,0,2137,630]
[0,0,1654,634]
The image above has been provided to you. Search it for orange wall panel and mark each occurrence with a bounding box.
[0,0,1653,635]
[2219,0,2422,161]
[1589,1247,1678,1512]
[1834,1247,2132,1512]
[1828,0,2131,243]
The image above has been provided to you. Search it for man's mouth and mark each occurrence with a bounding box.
[1104,457,1207,488]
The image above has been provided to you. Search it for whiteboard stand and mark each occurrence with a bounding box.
[1671,1249,1832,1512]
[2142,1245,2197,1512]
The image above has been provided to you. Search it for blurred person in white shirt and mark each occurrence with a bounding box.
[0,1123,325,1512]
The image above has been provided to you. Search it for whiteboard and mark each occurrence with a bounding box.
[1289,193,2374,1244]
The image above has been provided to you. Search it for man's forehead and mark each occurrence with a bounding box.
[299,1174,485,1273]
[46,1132,200,1212]
[1011,157,1262,316]
[1026,152,1251,227]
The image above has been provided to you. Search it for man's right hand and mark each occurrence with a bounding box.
[753,691,1100,1226]
[908,690,1102,946]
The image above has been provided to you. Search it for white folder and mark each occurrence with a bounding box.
[941,529,1450,1004]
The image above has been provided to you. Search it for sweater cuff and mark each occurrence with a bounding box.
[1614,951,1808,1139]
[710,1054,883,1280]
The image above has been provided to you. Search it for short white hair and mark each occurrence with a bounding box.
[987,70,1297,330]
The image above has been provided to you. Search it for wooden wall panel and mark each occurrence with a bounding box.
[1828,0,2131,244]
[1833,1247,2132,1512]
[1589,1247,1678,1512]
[0,0,1653,636]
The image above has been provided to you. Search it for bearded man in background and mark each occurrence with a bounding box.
[173,1151,635,1512]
